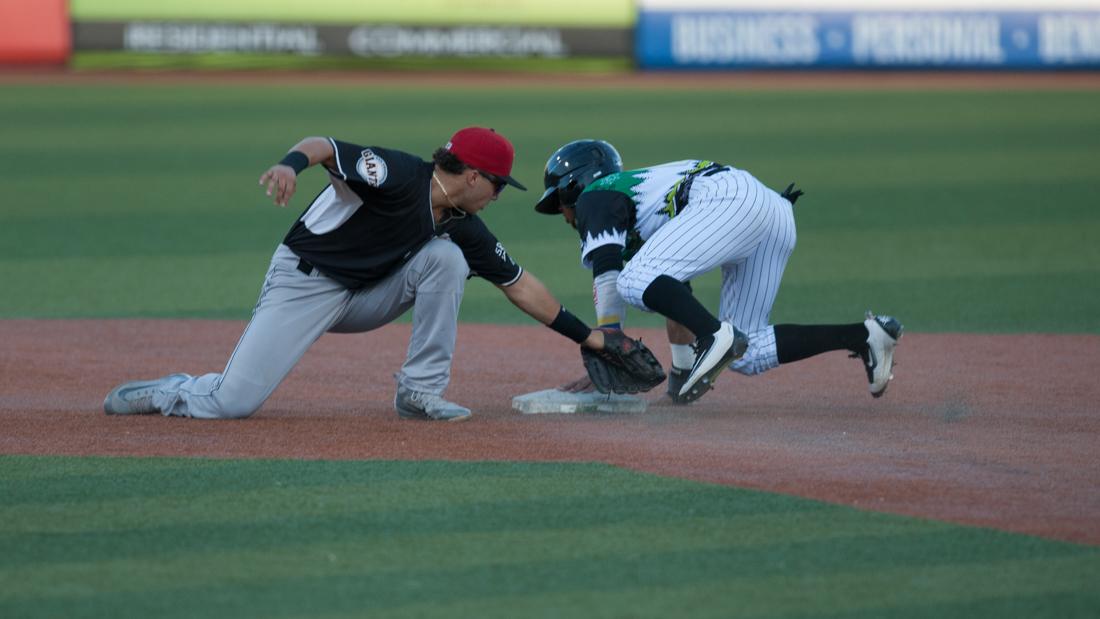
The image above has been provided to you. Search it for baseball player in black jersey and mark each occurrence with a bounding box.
[104,128,607,421]
[536,140,903,404]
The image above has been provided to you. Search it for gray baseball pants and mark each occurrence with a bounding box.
[153,239,469,419]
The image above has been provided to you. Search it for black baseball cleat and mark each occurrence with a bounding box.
[855,311,903,398]
[679,322,749,402]
[665,366,691,404]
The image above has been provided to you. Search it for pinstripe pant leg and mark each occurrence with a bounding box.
[617,171,773,310]
[723,195,797,376]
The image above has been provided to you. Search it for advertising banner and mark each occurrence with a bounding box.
[72,23,631,58]
[69,0,635,58]
[637,9,1100,69]
[70,0,634,27]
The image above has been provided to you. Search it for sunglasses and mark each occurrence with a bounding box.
[477,170,507,195]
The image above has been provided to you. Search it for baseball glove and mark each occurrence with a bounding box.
[581,328,666,394]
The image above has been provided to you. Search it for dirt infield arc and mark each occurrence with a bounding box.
[1,319,1097,546]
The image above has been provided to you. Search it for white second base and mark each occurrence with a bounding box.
[511,389,648,414]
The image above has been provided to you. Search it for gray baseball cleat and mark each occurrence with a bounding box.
[394,384,472,422]
[859,311,904,398]
[679,322,749,402]
[103,373,188,415]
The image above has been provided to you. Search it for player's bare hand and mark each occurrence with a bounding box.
[581,328,606,351]
[258,165,298,207]
[560,374,595,393]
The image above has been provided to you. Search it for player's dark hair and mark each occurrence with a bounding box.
[432,148,467,175]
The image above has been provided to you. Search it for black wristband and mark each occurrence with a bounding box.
[548,306,592,344]
[278,150,310,175]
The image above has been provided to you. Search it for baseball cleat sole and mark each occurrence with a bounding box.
[864,311,903,398]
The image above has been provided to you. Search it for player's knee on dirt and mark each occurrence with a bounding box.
[414,239,470,292]
[207,380,268,419]
[162,391,260,420]
[212,402,260,420]
[161,372,269,420]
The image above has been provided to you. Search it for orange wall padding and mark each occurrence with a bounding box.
[0,0,71,63]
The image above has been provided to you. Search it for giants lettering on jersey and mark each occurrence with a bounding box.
[356,149,388,187]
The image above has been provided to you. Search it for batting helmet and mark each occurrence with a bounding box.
[534,139,623,214]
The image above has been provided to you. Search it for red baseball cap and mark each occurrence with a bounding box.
[444,127,527,191]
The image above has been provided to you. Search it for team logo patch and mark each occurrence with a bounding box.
[356,149,388,187]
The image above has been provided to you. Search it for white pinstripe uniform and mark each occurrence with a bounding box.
[578,160,796,376]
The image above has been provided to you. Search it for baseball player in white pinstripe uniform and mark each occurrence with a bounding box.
[535,140,903,404]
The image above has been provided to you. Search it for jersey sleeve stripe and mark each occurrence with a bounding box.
[499,266,524,287]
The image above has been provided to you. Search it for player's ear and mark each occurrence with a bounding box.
[563,206,577,228]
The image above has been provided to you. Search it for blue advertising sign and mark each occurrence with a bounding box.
[637,10,1100,69]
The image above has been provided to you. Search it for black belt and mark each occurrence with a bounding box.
[296,257,314,276]
[673,162,731,214]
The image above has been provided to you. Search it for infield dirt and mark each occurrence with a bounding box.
[1,319,1097,546]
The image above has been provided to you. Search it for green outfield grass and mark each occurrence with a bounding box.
[1,83,1097,331]
[2,81,1099,618]
[2,455,1097,619]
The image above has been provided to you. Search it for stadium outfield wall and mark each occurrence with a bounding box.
[636,1,1100,69]
[68,0,634,60]
[7,0,1100,69]
[0,0,70,64]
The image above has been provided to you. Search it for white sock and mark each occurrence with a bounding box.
[670,343,694,370]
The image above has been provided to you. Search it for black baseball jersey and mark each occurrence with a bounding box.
[283,138,522,289]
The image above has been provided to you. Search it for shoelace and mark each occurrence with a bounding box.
[125,386,160,411]
[690,337,708,357]
[407,390,455,413]
[409,391,441,407]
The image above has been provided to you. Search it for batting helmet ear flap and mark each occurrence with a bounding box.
[559,178,582,208]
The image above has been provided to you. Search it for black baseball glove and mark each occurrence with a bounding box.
[581,328,666,394]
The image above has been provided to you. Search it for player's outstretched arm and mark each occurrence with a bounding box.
[497,271,603,392]
[257,137,336,207]
[498,271,664,394]
[496,271,602,349]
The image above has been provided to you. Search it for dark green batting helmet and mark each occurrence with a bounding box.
[534,139,623,214]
